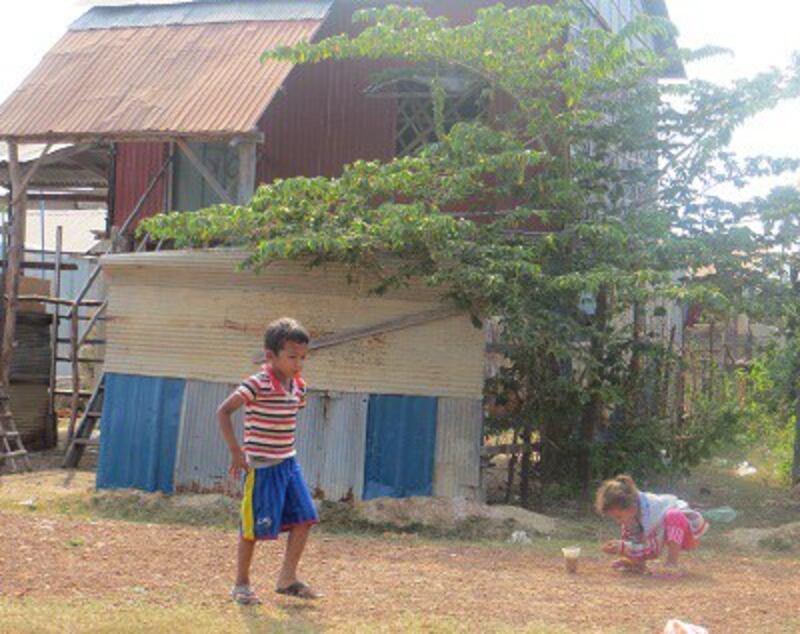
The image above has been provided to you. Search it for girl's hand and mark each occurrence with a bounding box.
[601,540,620,554]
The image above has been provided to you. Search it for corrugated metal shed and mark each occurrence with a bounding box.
[174,380,243,494]
[433,398,483,499]
[100,250,485,399]
[296,391,368,501]
[120,373,483,499]
[72,1,332,30]
[97,373,186,493]
[0,21,322,142]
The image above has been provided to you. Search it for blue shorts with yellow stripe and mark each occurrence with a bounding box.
[240,457,319,541]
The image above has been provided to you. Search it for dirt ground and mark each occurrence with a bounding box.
[1,470,799,633]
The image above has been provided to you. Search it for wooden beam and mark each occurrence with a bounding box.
[78,301,107,348]
[1,142,26,387]
[46,226,62,448]
[0,260,77,271]
[14,295,104,307]
[67,307,80,446]
[237,141,257,205]
[64,156,108,181]
[175,138,234,205]
[10,144,52,205]
[252,306,462,363]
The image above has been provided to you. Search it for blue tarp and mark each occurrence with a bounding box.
[97,373,186,494]
[363,395,438,500]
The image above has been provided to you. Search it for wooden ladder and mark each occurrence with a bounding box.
[0,386,32,472]
[63,373,105,469]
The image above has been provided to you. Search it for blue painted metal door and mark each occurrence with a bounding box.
[97,373,186,494]
[363,395,438,500]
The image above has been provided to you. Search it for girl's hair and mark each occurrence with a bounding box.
[595,474,640,514]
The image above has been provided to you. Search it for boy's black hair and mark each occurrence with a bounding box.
[264,317,310,354]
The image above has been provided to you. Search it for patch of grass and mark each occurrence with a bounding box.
[0,597,315,634]
[0,598,595,634]
[757,534,796,553]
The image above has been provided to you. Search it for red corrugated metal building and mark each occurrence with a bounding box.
[0,0,679,234]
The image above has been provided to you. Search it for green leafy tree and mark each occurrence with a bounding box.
[143,2,800,501]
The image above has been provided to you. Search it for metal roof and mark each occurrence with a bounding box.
[71,1,332,30]
[0,144,109,189]
[0,20,323,143]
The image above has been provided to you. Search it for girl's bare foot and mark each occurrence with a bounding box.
[611,558,647,573]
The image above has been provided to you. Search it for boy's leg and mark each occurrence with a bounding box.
[275,458,320,597]
[236,536,257,586]
[231,467,273,603]
[277,523,311,588]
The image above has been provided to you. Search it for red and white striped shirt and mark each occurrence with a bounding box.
[236,366,307,462]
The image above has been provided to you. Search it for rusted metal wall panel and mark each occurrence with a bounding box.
[113,142,168,230]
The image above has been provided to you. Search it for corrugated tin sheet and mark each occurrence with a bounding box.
[433,398,483,500]
[296,391,368,501]
[4,311,52,382]
[97,373,186,493]
[0,21,321,142]
[173,382,367,500]
[174,380,243,494]
[100,250,485,399]
[0,143,110,189]
[72,1,332,30]
[363,395,438,500]
[0,144,109,189]
[113,143,168,230]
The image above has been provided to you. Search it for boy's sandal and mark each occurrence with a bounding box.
[276,581,322,600]
[231,585,262,605]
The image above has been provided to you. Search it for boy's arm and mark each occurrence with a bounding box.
[217,392,248,479]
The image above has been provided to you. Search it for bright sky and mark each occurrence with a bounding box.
[0,1,799,196]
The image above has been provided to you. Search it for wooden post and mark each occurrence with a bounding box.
[1,142,26,388]
[67,304,80,445]
[46,226,63,448]
[237,141,257,205]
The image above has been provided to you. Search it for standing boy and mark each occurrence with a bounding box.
[217,317,321,604]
